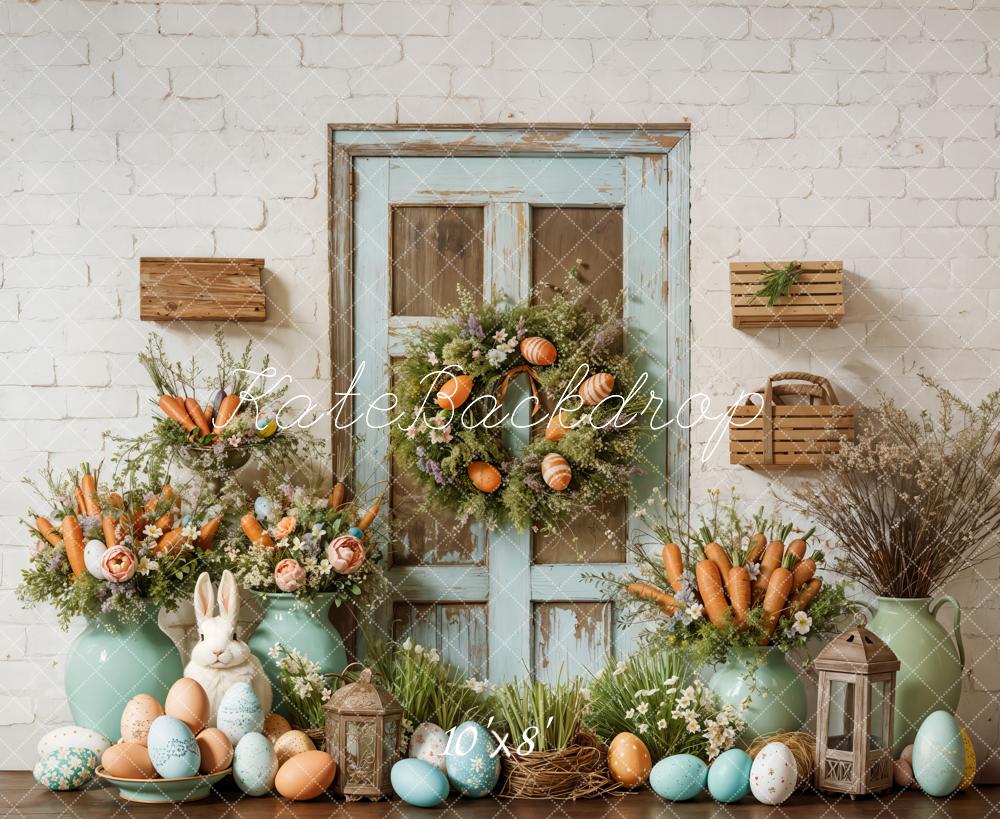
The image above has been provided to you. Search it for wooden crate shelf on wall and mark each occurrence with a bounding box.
[730,260,844,329]
[140,257,266,322]
[729,372,855,469]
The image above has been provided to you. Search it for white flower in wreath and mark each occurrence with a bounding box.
[136,556,158,576]
[486,347,508,367]
[142,524,163,541]
[747,562,761,581]
[428,351,439,365]
[686,602,704,620]
[792,610,813,635]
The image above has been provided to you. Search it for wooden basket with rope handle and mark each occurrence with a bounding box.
[728,372,855,468]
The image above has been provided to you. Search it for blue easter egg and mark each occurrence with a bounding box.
[913,711,964,797]
[348,526,364,539]
[650,753,707,801]
[33,747,98,791]
[147,716,200,779]
[255,417,278,438]
[391,758,449,808]
[217,682,265,745]
[444,721,500,798]
[233,732,277,797]
[254,496,272,521]
[707,748,752,803]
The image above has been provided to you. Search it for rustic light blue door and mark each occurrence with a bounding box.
[338,127,689,684]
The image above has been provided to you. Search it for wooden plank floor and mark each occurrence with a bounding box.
[2,773,997,818]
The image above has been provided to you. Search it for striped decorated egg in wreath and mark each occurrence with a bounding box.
[389,286,646,532]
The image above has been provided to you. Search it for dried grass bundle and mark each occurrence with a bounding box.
[748,731,816,789]
[499,730,619,800]
[790,376,1000,598]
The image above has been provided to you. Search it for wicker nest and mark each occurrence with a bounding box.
[748,731,817,789]
[499,730,619,800]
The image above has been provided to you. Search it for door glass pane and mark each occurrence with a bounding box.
[869,679,888,750]
[531,206,626,564]
[827,679,855,751]
[391,205,484,316]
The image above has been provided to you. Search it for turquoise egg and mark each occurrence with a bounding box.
[233,732,278,797]
[913,710,964,797]
[650,753,707,801]
[391,758,449,808]
[707,748,752,803]
[254,496,272,521]
[33,747,98,791]
[348,526,364,539]
[147,716,200,779]
[217,681,264,744]
[444,721,500,798]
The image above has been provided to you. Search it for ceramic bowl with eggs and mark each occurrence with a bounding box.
[96,767,232,804]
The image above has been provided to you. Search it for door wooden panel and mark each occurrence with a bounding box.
[391,205,484,316]
[341,128,689,684]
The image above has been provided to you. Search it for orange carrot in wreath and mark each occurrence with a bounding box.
[760,554,796,644]
[753,540,785,603]
[73,486,84,515]
[36,516,62,547]
[241,513,274,548]
[746,532,767,564]
[155,528,188,556]
[101,515,118,548]
[328,481,346,511]
[193,517,221,551]
[791,550,822,591]
[703,542,732,593]
[358,496,383,531]
[626,582,679,615]
[202,402,215,424]
[184,398,212,437]
[80,466,100,516]
[788,577,823,617]
[61,515,85,578]
[728,566,751,625]
[213,394,241,430]
[785,528,814,562]
[159,395,197,433]
[661,542,684,593]
[154,512,173,532]
[695,559,730,627]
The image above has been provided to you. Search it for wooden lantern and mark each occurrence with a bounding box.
[815,627,900,797]
[324,668,403,801]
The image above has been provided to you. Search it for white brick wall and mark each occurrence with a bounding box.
[2,0,998,779]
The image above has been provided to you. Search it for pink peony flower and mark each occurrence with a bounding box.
[101,545,137,583]
[274,558,306,592]
[274,516,297,540]
[327,535,365,575]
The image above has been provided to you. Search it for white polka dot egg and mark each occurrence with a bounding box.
[749,741,796,805]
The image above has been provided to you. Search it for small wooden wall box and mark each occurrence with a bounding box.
[140,257,266,322]
[730,260,844,329]
[729,372,855,469]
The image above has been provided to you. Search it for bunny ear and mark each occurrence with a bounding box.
[193,573,214,623]
[217,570,239,624]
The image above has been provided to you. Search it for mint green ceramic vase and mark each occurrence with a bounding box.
[867,596,964,756]
[65,602,182,743]
[708,646,807,742]
[248,593,348,718]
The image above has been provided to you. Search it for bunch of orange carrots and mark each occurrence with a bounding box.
[158,390,241,440]
[626,526,825,645]
[33,467,221,578]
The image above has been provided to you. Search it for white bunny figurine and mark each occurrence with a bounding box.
[184,570,272,725]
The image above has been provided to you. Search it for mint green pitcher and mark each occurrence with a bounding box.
[867,596,964,756]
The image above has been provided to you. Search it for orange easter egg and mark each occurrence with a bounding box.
[436,374,474,410]
[608,732,652,788]
[544,410,572,443]
[520,336,557,366]
[541,453,572,492]
[579,373,615,406]
[468,461,502,493]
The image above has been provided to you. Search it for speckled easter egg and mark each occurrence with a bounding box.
[958,726,976,790]
[409,722,448,774]
[120,694,165,746]
[749,741,796,805]
[444,721,500,798]
[217,682,264,745]
[913,711,964,797]
[707,748,752,803]
[608,732,652,788]
[34,747,98,791]
[146,716,200,779]
[37,726,110,759]
[650,754,707,801]
[273,730,315,766]
[262,713,292,744]
[392,758,449,808]
[233,732,278,797]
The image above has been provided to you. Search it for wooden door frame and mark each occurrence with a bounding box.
[328,125,692,669]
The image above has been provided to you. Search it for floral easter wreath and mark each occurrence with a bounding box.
[390,288,647,532]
